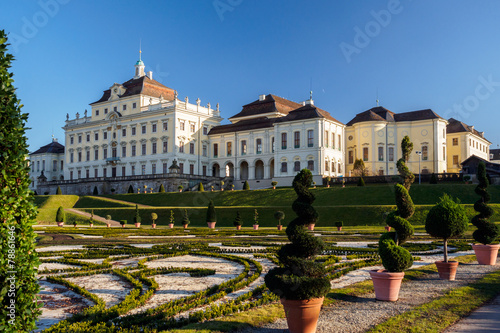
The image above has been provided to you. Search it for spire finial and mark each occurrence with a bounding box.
[309,90,313,100]
[376,87,379,106]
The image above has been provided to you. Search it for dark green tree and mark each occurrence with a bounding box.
[471,162,499,244]
[243,180,250,190]
[158,184,165,193]
[182,209,190,226]
[56,186,62,195]
[127,185,134,193]
[233,211,243,226]
[55,206,66,223]
[198,182,204,192]
[93,186,98,195]
[134,205,141,224]
[353,158,369,176]
[206,200,217,223]
[378,136,415,272]
[0,31,41,332]
[265,169,330,300]
[429,173,438,184]
[357,177,365,186]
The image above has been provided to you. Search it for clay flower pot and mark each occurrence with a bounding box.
[369,270,405,301]
[183,224,188,229]
[73,224,77,228]
[281,297,324,333]
[121,224,125,228]
[253,224,259,230]
[435,261,459,280]
[236,225,241,230]
[89,223,94,228]
[134,223,141,228]
[57,222,64,227]
[277,225,283,231]
[308,224,315,231]
[472,244,500,265]
[385,226,391,232]
[207,222,216,229]
[152,224,156,229]
[168,223,174,229]
[106,223,111,228]
[337,226,342,231]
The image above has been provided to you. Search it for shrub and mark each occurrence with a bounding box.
[335,221,343,228]
[198,182,204,192]
[169,210,175,225]
[182,209,190,225]
[271,181,278,188]
[471,162,499,245]
[93,186,98,195]
[265,169,330,300]
[178,185,183,191]
[56,206,66,223]
[253,209,259,225]
[243,181,250,190]
[128,185,134,193]
[429,173,438,184]
[233,211,243,226]
[357,177,365,186]
[56,186,62,195]
[89,210,94,225]
[206,200,216,223]
[274,211,285,225]
[378,136,415,272]
[463,175,471,183]
[133,205,141,224]
[425,194,468,262]
[151,213,157,224]
[105,215,112,223]
[159,184,165,193]
[120,220,127,226]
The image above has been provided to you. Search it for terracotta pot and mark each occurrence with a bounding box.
[207,222,216,229]
[134,223,141,228]
[152,224,156,229]
[121,224,125,228]
[236,225,241,230]
[73,224,77,228]
[435,261,459,280]
[106,224,111,228]
[337,226,342,231]
[472,244,500,265]
[327,185,330,188]
[281,297,324,333]
[89,223,94,228]
[183,224,188,229]
[168,223,174,229]
[385,226,391,232]
[277,225,283,231]
[253,225,259,230]
[308,224,315,231]
[369,270,404,301]
[57,222,64,227]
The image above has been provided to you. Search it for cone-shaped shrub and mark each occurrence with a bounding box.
[429,173,438,184]
[243,180,250,190]
[206,200,216,223]
[159,184,165,193]
[471,162,499,244]
[169,210,175,225]
[55,206,65,223]
[134,205,141,223]
[128,185,134,193]
[233,211,242,226]
[198,182,204,192]
[93,186,98,195]
[357,177,365,186]
[56,186,62,195]
[182,209,190,225]
[265,169,330,300]
[378,136,415,272]
[426,194,468,262]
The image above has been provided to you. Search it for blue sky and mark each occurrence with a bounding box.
[2,0,500,150]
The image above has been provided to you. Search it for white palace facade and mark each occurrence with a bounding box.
[31,56,492,194]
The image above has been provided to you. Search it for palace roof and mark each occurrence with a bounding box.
[346,106,443,126]
[30,140,65,155]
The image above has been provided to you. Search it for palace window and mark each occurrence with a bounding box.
[152,142,157,154]
[190,142,195,155]
[179,142,184,153]
[308,130,314,147]
[142,144,146,155]
[131,127,136,136]
[227,142,232,156]
[363,147,368,161]
[422,146,428,160]
[163,122,168,131]
[213,143,218,158]
[256,139,262,154]
[452,138,458,146]
[378,146,384,161]
[325,131,329,147]
[142,125,146,134]
[453,155,459,165]
[241,140,247,155]
[348,150,353,164]
[190,123,195,132]
[332,161,336,173]
[78,152,82,162]
[152,123,157,133]
[307,160,314,171]
[294,131,300,148]
[203,145,207,156]
[281,133,287,150]
[103,132,107,140]
[163,141,168,153]
[203,126,208,135]
[388,147,394,162]
[131,145,136,157]
[294,161,300,172]
[122,146,126,157]
[133,102,137,109]
[281,162,288,173]
[94,149,98,160]
[338,135,341,150]
[122,128,126,137]
[332,133,335,149]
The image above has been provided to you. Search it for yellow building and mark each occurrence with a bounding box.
[345,106,448,176]
[446,118,491,173]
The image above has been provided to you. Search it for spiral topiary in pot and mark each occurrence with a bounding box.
[265,169,330,300]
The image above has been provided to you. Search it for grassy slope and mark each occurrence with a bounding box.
[35,195,80,223]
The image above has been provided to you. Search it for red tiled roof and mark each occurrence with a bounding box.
[90,76,176,105]
[228,94,303,120]
[347,106,442,126]
[447,118,491,143]
[275,103,344,125]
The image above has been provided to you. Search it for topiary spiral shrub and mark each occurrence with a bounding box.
[265,169,330,300]
[471,162,499,245]
[378,136,415,272]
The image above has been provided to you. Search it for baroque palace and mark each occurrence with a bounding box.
[30,56,493,195]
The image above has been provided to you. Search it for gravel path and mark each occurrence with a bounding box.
[247,259,500,333]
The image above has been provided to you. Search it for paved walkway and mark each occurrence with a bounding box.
[445,294,500,332]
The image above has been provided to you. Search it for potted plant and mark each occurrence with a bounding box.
[243,180,250,190]
[370,136,415,301]
[168,210,175,228]
[73,220,77,228]
[198,182,204,192]
[425,194,468,280]
[105,215,112,228]
[326,176,331,188]
[463,175,471,184]
[206,200,216,229]
[211,185,214,192]
[231,184,235,191]
[253,209,259,230]
[134,205,141,228]
[89,210,94,228]
[471,162,500,265]
[56,206,65,227]
[312,181,316,189]
[335,221,343,231]
[120,220,127,228]
[182,209,190,229]
[151,212,158,229]
[274,210,285,231]
[143,185,148,194]
[271,181,278,190]
[234,211,243,230]
[385,225,391,232]
[265,169,330,333]
[220,180,224,191]
[178,185,183,193]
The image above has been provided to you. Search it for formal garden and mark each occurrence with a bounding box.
[31,159,500,333]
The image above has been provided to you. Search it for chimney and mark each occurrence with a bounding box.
[147,71,153,80]
[258,94,266,101]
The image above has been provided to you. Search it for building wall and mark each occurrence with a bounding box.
[29,152,65,192]
[446,132,490,173]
